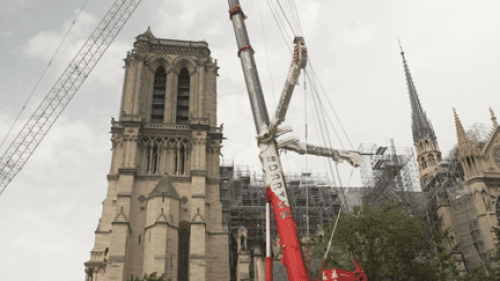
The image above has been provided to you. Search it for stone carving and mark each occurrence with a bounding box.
[236,227,248,253]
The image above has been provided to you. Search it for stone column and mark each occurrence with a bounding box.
[254,247,265,281]
[236,251,250,281]
[107,206,131,281]
[197,60,206,119]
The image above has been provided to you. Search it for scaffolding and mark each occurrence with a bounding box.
[358,139,420,204]
[219,164,347,281]
[450,193,489,270]
[466,123,493,145]
[425,123,496,272]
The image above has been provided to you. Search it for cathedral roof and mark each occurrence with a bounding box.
[399,40,437,144]
[148,174,179,200]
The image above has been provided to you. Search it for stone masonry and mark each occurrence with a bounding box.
[84,27,229,281]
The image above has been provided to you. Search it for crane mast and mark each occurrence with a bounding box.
[0,0,142,195]
[228,1,367,280]
[228,1,310,280]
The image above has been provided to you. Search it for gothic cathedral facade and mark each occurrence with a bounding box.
[84,28,230,281]
[400,43,500,271]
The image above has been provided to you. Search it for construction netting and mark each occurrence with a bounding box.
[450,193,489,270]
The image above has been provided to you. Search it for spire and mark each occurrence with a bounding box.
[454,108,471,155]
[399,39,437,144]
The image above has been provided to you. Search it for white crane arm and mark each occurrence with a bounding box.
[278,136,361,167]
[260,37,307,141]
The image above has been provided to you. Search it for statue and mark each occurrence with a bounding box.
[236,227,248,253]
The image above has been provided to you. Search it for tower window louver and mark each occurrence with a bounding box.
[151,66,166,123]
[176,67,190,125]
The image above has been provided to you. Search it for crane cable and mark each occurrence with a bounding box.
[306,75,339,186]
[260,0,360,273]
[316,204,343,281]
[303,68,310,268]
[265,0,293,50]
[0,0,92,150]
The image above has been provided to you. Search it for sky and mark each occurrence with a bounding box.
[1,0,499,280]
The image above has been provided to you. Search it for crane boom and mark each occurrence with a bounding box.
[0,0,142,195]
[264,37,307,141]
[228,2,368,280]
[277,137,362,167]
[228,1,310,280]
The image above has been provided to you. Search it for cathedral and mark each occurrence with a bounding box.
[84,28,229,281]
[400,44,500,272]
[82,26,500,280]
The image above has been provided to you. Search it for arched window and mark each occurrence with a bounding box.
[146,144,159,174]
[178,221,191,281]
[174,144,186,175]
[421,157,427,169]
[176,68,190,125]
[428,154,435,166]
[179,145,186,174]
[151,66,167,123]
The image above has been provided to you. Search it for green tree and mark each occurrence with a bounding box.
[456,226,500,281]
[311,200,458,281]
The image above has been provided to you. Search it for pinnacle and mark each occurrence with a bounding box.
[454,108,471,154]
[490,107,498,127]
[141,26,155,38]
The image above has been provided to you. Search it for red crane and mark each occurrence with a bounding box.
[227,1,367,281]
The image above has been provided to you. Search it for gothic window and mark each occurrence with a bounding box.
[421,157,427,169]
[428,154,435,166]
[178,221,190,281]
[151,66,167,123]
[179,146,186,174]
[146,144,159,174]
[176,68,190,125]
[466,157,472,168]
[174,144,187,175]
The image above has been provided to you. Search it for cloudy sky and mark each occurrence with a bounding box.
[1,0,499,279]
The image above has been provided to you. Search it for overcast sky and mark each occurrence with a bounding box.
[1,0,499,280]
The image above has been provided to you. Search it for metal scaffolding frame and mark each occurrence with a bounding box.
[450,193,489,271]
[219,164,347,281]
[358,139,420,205]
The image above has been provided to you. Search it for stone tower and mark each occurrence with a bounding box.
[453,108,500,258]
[399,45,457,260]
[84,27,229,281]
[399,42,442,184]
